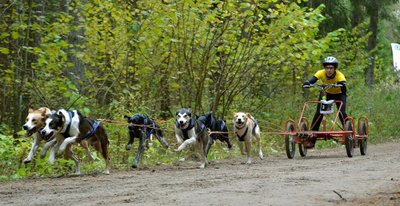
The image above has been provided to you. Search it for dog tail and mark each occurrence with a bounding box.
[98,124,110,161]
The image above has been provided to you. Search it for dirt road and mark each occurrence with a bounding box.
[1,141,400,206]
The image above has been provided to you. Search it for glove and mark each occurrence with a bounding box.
[336,82,345,87]
[337,81,347,94]
[302,81,311,88]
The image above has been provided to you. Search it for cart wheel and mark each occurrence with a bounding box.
[285,122,296,159]
[345,120,354,158]
[298,122,307,157]
[358,121,367,155]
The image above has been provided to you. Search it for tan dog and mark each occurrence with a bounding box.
[23,107,94,167]
[22,107,58,164]
[233,112,264,164]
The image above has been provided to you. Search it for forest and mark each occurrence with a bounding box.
[1,0,400,179]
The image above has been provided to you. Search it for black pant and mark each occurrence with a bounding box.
[311,93,347,131]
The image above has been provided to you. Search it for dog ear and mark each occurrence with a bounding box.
[57,110,64,120]
[28,107,34,113]
[41,109,47,117]
[246,113,251,118]
[124,115,130,119]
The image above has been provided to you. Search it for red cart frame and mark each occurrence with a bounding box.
[279,84,369,159]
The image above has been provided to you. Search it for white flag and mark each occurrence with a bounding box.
[391,43,400,71]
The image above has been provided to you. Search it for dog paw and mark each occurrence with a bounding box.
[23,158,31,164]
[104,170,110,175]
[58,145,66,154]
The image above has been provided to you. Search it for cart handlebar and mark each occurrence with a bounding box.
[303,83,342,91]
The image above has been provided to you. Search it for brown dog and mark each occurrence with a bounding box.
[233,112,264,164]
[23,107,94,167]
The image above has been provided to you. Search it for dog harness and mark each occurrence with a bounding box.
[178,118,195,140]
[62,111,73,139]
[178,118,205,140]
[82,119,101,140]
[210,117,226,130]
[220,120,226,130]
[235,119,258,142]
[236,127,248,142]
[128,115,157,139]
[142,118,156,138]
[210,117,216,130]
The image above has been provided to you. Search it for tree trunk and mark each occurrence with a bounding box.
[366,7,379,88]
[351,0,364,28]
[302,63,310,99]
[159,63,171,119]
[12,0,30,136]
[0,1,12,123]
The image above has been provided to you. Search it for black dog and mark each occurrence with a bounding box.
[198,113,232,153]
[124,114,169,168]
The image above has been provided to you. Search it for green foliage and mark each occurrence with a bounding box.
[0,134,18,180]
[349,86,400,142]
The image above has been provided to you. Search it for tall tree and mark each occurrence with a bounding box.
[352,0,400,87]
[365,1,379,87]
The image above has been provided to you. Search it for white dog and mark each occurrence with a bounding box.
[41,109,110,174]
[233,112,264,164]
